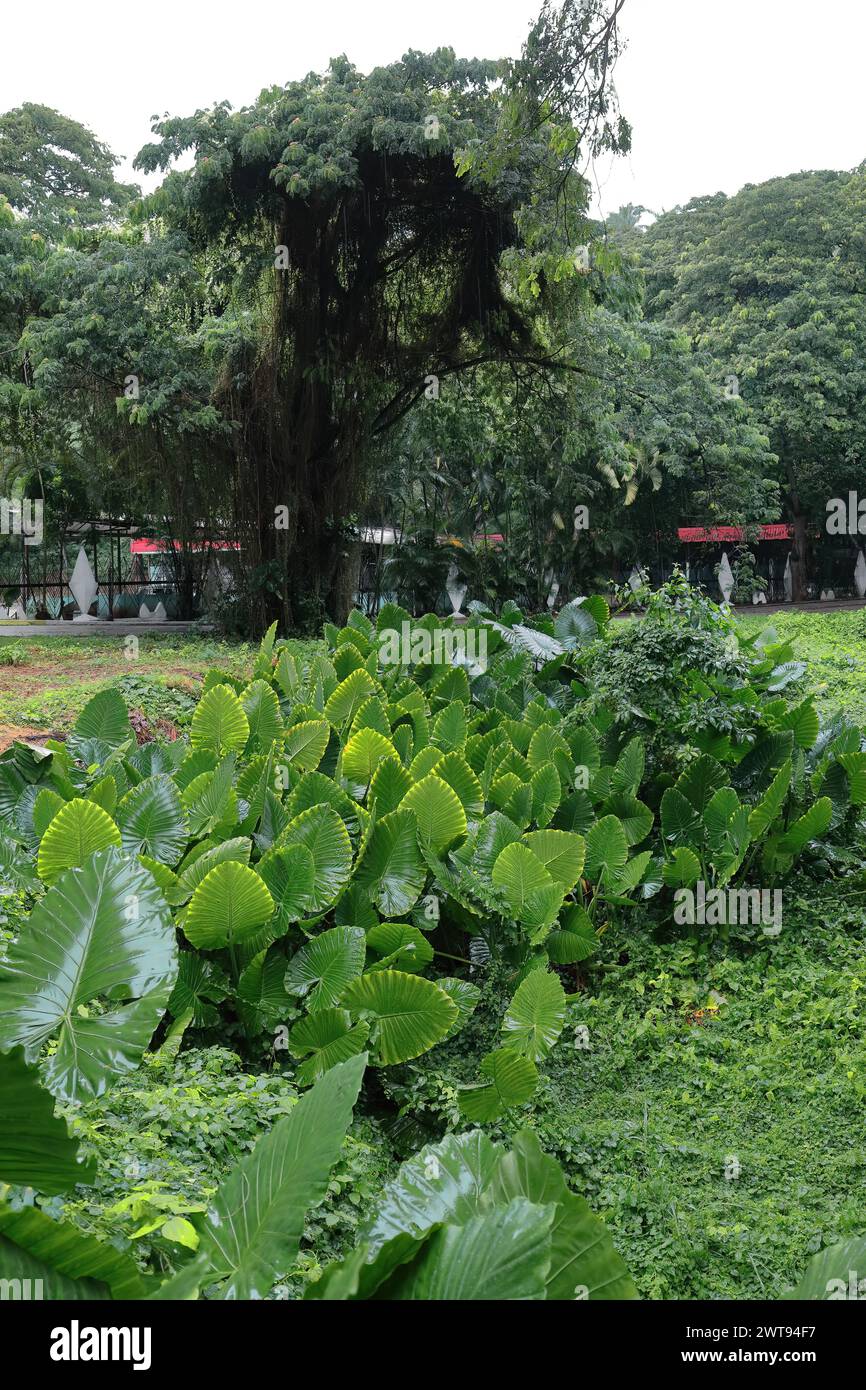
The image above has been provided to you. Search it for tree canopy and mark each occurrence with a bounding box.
[632,168,866,594]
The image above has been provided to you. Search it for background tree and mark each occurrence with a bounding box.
[132,1,629,629]
[0,104,136,227]
[632,169,866,596]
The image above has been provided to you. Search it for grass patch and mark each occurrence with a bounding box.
[530,891,866,1298]
[737,608,866,724]
[0,633,321,741]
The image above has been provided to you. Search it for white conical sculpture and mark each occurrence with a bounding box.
[445,562,467,617]
[546,579,560,610]
[139,600,167,622]
[855,550,866,599]
[718,551,735,604]
[628,566,643,593]
[783,555,793,602]
[69,545,98,621]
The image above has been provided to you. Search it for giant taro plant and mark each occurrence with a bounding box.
[0,592,856,1298]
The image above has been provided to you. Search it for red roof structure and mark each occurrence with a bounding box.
[130,539,240,554]
[677,524,793,544]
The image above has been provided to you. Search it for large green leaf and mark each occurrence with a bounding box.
[241,679,284,751]
[180,754,237,836]
[839,751,866,806]
[368,756,412,816]
[288,1008,370,1086]
[750,761,795,834]
[380,1199,553,1300]
[501,970,566,1061]
[555,596,600,644]
[489,1130,638,1299]
[732,731,794,790]
[0,848,177,1101]
[116,774,188,867]
[183,861,275,951]
[776,698,820,751]
[175,835,252,899]
[662,846,701,888]
[310,1123,635,1302]
[360,1131,500,1254]
[36,797,121,882]
[154,1054,367,1299]
[278,804,353,912]
[190,684,250,756]
[0,1048,95,1193]
[467,811,522,876]
[604,792,653,848]
[365,922,434,972]
[782,1236,866,1299]
[340,969,457,1064]
[431,701,467,753]
[777,797,833,855]
[491,841,564,930]
[611,736,645,796]
[0,1204,147,1299]
[434,751,484,817]
[73,688,133,747]
[282,719,330,772]
[257,844,316,936]
[676,754,727,813]
[584,814,629,884]
[167,953,230,1027]
[285,926,366,1011]
[354,809,426,918]
[705,786,744,848]
[324,668,378,727]
[0,834,40,891]
[235,944,294,1028]
[400,773,467,854]
[529,763,561,827]
[521,829,585,890]
[458,1047,539,1122]
[341,727,397,793]
[659,787,702,847]
[546,903,598,963]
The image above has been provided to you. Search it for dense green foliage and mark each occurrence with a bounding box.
[1,0,865,1309]
[629,168,866,596]
[0,588,863,1298]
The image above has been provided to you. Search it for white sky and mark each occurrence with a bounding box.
[2,0,864,216]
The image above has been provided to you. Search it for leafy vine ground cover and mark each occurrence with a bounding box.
[0,592,864,1299]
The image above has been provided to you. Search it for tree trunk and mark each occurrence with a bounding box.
[790,513,807,602]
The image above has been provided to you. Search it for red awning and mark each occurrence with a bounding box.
[130,539,240,554]
[677,524,793,544]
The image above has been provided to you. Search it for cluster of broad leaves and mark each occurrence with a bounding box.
[0,596,853,1120]
[0,594,859,1300]
[0,1051,636,1300]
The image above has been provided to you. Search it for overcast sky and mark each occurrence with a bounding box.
[3,0,864,216]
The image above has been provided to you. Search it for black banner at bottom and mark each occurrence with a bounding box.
[0,1297,860,1376]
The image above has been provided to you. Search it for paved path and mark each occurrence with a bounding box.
[0,621,211,637]
[731,599,866,615]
